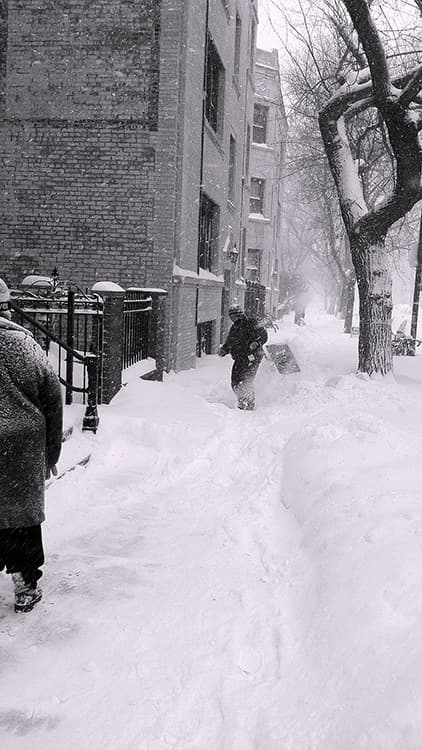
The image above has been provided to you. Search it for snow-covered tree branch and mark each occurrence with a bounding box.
[317,0,422,374]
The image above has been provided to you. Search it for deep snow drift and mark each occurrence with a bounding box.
[1,310,422,749]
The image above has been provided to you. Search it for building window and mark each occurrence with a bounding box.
[197,321,214,357]
[205,35,225,134]
[249,177,265,215]
[249,18,256,71]
[228,135,236,203]
[253,104,268,144]
[245,122,251,178]
[199,192,220,271]
[234,12,242,82]
[247,248,262,279]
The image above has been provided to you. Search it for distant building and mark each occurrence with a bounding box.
[0,0,258,370]
[247,48,287,317]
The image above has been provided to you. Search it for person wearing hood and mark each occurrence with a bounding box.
[219,304,268,410]
[0,278,63,612]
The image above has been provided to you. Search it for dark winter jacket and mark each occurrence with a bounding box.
[220,315,268,362]
[0,318,63,529]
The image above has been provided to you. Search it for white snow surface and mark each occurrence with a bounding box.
[2,310,422,748]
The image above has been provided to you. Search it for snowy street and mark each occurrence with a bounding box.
[2,310,422,748]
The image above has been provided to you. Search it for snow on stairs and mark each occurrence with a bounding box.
[46,422,92,489]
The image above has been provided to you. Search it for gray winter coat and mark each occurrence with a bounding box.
[0,318,63,528]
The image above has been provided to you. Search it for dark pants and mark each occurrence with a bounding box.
[0,526,44,587]
[231,356,262,410]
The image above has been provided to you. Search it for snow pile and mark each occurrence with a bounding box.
[2,309,422,748]
[280,381,422,746]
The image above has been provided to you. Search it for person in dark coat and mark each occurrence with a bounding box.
[219,304,268,410]
[0,278,63,612]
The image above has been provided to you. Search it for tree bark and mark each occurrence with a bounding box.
[410,211,422,343]
[352,235,393,375]
[343,278,355,333]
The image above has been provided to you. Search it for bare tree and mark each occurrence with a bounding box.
[319,0,422,374]
[268,0,422,374]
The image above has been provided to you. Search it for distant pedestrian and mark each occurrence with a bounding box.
[0,278,63,612]
[219,304,268,411]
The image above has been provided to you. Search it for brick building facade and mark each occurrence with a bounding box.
[0,0,259,370]
[247,48,287,316]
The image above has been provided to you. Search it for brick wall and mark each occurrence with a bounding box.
[171,283,198,370]
[7,0,160,125]
[0,2,6,116]
[0,0,162,289]
[0,121,155,287]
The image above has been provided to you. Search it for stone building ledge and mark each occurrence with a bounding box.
[173,265,224,287]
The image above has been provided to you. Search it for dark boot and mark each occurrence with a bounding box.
[12,573,42,613]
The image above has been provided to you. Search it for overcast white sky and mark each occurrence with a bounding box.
[257,0,287,51]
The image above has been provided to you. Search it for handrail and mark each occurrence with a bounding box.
[10,300,100,432]
[57,375,87,394]
[9,301,86,363]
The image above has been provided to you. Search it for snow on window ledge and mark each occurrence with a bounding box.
[173,264,224,285]
[248,213,271,223]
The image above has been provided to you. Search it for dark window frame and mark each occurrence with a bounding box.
[245,122,251,178]
[205,35,225,135]
[234,11,242,82]
[197,320,214,357]
[249,18,257,72]
[228,134,236,204]
[253,103,269,144]
[249,177,265,214]
[247,247,262,278]
[199,192,220,271]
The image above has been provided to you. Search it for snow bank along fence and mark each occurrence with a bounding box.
[10,282,168,432]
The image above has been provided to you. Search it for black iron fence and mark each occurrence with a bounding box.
[9,282,168,430]
[245,281,266,320]
[122,290,152,369]
[10,288,103,432]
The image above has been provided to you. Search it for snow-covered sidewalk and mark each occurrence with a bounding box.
[2,311,422,749]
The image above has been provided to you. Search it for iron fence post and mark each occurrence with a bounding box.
[82,354,100,433]
[66,288,75,405]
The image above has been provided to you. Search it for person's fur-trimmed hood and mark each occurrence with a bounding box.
[0,316,33,336]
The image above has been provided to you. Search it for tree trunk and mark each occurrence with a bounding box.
[352,236,393,375]
[410,212,422,343]
[338,281,348,320]
[344,279,355,334]
[334,282,343,317]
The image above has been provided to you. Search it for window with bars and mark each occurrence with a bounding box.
[249,177,265,214]
[228,135,236,203]
[205,35,225,134]
[199,192,220,271]
[253,104,268,144]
